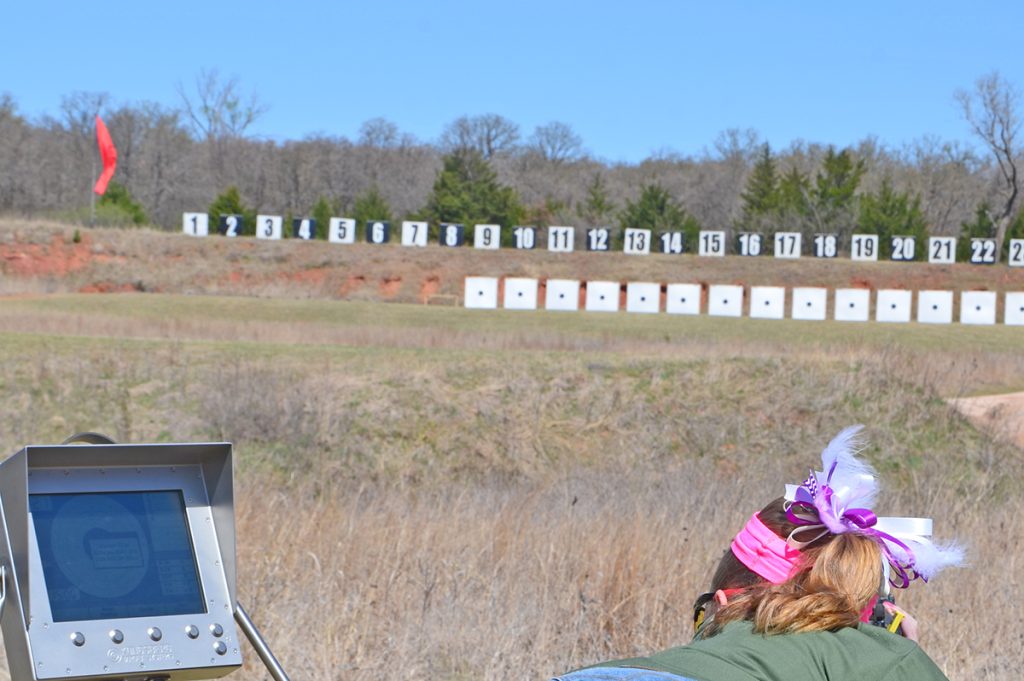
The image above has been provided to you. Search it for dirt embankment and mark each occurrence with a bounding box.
[3,219,1024,305]
[948,393,1024,448]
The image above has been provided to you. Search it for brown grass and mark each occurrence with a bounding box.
[0,226,1022,681]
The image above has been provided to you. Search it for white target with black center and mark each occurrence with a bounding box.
[329,217,357,243]
[503,278,538,310]
[401,221,429,247]
[917,290,953,324]
[665,284,701,315]
[545,279,580,311]
[750,286,785,319]
[708,285,743,317]
[626,282,660,313]
[464,277,499,309]
[876,289,912,323]
[585,281,620,312]
[183,212,208,237]
[474,224,501,249]
[1005,292,1024,325]
[834,289,870,322]
[256,214,283,240]
[960,291,996,325]
[792,287,827,321]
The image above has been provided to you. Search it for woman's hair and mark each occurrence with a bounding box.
[698,497,882,637]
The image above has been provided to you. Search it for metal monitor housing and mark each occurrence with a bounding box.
[0,440,243,681]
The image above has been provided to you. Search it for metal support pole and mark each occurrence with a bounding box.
[90,157,96,228]
[234,601,291,681]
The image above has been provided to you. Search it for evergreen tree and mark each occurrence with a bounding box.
[619,184,701,248]
[809,147,865,237]
[857,177,928,259]
[576,173,616,227]
[208,186,255,235]
[97,181,148,226]
[958,203,996,260]
[421,149,524,242]
[353,186,393,225]
[310,196,337,240]
[739,143,779,227]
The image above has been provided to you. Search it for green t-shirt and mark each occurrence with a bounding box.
[593,621,948,681]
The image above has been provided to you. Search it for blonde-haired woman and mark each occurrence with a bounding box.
[552,427,962,681]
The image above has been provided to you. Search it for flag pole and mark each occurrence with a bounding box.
[90,156,96,228]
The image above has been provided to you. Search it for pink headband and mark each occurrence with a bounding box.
[730,513,803,584]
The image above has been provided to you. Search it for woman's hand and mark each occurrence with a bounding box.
[883,601,919,642]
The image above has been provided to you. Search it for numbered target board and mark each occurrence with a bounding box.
[1010,239,1024,267]
[401,221,428,247]
[850,234,878,261]
[891,236,916,262]
[928,237,956,264]
[440,223,465,247]
[586,228,610,252]
[812,234,838,259]
[474,224,501,249]
[292,217,316,240]
[969,238,997,265]
[366,220,391,244]
[329,217,356,243]
[699,231,726,257]
[548,226,575,252]
[774,232,801,259]
[737,232,763,257]
[660,231,684,254]
[513,226,537,249]
[182,212,208,237]
[256,214,283,240]
[219,214,243,237]
[623,228,652,255]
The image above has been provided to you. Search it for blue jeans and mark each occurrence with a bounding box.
[553,667,698,681]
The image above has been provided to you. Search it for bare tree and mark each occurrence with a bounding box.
[358,117,400,148]
[527,121,583,164]
[439,113,520,159]
[956,71,1021,257]
[177,69,268,141]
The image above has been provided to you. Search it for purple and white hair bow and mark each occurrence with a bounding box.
[783,425,964,588]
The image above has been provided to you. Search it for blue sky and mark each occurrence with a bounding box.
[3,1,1022,162]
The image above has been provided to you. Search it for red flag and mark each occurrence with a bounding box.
[93,115,117,195]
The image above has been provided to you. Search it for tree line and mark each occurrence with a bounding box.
[0,70,1020,258]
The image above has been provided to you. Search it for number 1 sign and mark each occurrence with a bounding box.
[182,212,208,237]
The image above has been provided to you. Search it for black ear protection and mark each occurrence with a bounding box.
[692,592,715,634]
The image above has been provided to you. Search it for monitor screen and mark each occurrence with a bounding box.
[29,490,206,622]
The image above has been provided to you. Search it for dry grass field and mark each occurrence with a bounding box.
[0,220,1022,681]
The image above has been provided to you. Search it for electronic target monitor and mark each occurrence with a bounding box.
[0,439,244,681]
